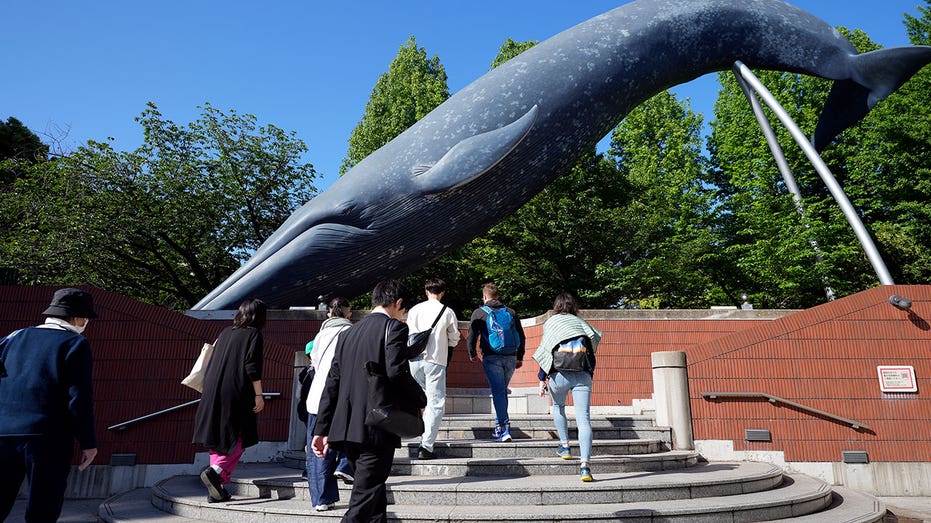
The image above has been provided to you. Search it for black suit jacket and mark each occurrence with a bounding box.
[313,312,426,449]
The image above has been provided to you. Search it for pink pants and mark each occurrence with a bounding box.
[209,439,244,484]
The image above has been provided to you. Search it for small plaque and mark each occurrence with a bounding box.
[877,365,917,393]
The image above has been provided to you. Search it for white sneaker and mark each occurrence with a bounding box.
[314,504,330,512]
[333,470,354,484]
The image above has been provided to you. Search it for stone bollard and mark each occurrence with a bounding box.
[651,351,694,450]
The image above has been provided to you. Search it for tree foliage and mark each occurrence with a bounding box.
[0,103,316,309]
[0,117,49,188]
[340,36,449,174]
[607,90,722,308]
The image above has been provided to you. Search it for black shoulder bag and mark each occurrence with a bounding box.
[406,305,447,359]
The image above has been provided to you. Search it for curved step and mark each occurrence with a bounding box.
[230,461,783,505]
[773,486,886,522]
[438,414,669,441]
[150,472,834,522]
[399,438,668,459]
[391,449,700,476]
[285,438,667,469]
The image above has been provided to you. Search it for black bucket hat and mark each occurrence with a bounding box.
[42,288,98,319]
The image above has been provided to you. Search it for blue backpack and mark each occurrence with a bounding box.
[481,306,519,355]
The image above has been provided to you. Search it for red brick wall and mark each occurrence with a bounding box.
[688,285,931,462]
[2,285,928,465]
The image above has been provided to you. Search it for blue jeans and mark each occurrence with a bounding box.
[306,413,353,506]
[482,354,516,427]
[549,371,593,462]
[410,358,447,452]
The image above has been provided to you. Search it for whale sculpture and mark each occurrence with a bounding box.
[192,0,931,310]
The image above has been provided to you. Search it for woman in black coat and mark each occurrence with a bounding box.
[192,298,266,503]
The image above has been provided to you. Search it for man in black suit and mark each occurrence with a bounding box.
[311,280,426,522]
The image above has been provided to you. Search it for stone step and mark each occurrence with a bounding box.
[99,487,195,522]
[221,461,785,504]
[143,472,840,522]
[436,414,668,441]
[284,438,668,470]
[398,438,667,459]
[439,413,659,429]
[286,448,697,476]
[398,450,699,476]
[778,486,886,522]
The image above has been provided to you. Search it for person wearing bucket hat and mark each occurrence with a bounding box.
[0,287,98,522]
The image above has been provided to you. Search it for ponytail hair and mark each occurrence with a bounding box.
[328,296,351,318]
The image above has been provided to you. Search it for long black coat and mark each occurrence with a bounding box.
[192,326,263,454]
[313,312,426,450]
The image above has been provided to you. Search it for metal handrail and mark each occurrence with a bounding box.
[701,391,871,431]
[107,392,281,431]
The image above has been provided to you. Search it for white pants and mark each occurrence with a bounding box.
[409,358,447,452]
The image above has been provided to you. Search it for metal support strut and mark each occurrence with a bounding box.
[731,61,895,287]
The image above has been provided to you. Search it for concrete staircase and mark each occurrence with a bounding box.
[99,412,886,522]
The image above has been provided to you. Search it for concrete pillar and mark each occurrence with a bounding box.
[651,351,694,450]
[288,351,310,451]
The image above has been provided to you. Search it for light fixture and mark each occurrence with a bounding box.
[889,295,912,311]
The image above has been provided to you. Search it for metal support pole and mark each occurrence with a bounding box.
[732,66,836,301]
[732,61,895,286]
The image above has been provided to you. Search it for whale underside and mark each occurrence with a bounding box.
[192,0,931,310]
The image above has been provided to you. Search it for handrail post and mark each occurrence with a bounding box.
[652,351,694,450]
[289,351,310,451]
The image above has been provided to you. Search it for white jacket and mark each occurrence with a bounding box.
[406,298,460,367]
[306,316,352,415]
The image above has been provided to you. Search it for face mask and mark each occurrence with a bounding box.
[74,319,89,335]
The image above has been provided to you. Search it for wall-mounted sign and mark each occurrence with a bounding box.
[877,365,917,393]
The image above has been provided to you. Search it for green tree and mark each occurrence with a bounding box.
[0,103,316,309]
[607,90,722,309]
[706,62,884,308]
[340,36,449,174]
[0,117,47,163]
[829,27,931,285]
[706,25,931,307]
[905,0,931,45]
[0,117,49,188]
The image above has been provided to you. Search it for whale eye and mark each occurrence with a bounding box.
[334,201,357,217]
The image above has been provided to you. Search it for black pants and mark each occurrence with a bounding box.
[0,435,73,523]
[341,442,395,523]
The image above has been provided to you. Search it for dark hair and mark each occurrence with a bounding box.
[371,279,411,309]
[328,296,351,317]
[233,298,267,330]
[425,278,446,295]
[552,292,579,316]
[482,283,500,299]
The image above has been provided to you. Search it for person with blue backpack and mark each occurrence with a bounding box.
[467,283,526,442]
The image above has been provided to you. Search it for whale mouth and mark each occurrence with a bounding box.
[192,221,380,310]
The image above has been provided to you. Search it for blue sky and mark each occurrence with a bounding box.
[1,1,921,192]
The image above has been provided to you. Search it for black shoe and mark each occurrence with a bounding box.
[206,489,231,503]
[417,446,437,460]
[200,467,229,502]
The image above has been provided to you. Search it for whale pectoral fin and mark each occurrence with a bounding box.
[813,46,931,151]
[414,105,539,194]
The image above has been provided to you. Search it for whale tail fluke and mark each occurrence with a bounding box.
[813,46,931,151]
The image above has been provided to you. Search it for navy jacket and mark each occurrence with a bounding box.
[0,327,96,449]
